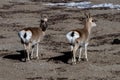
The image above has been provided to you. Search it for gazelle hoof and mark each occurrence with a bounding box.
[72,61,77,65]
[72,62,76,65]
[78,58,82,62]
[25,58,30,62]
[85,58,88,61]
[30,56,34,60]
[36,56,39,60]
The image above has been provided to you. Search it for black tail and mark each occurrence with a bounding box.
[71,31,74,37]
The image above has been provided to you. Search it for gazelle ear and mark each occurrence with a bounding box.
[88,13,91,18]
[84,11,91,18]
[84,13,89,18]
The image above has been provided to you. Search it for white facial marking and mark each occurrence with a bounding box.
[44,18,48,22]
[92,22,96,27]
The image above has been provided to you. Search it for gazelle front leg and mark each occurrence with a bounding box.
[78,47,82,61]
[36,43,39,59]
[31,45,35,59]
[85,43,89,61]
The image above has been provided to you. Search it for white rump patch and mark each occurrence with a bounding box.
[18,30,32,43]
[66,31,80,44]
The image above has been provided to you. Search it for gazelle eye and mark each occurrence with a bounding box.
[92,19,97,22]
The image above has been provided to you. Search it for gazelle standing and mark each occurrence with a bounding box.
[66,13,96,64]
[18,17,48,61]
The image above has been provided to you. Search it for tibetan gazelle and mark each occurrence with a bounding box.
[66,13,96,64]
[18,17,48,61]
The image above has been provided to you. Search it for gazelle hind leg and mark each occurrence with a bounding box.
[26,45,30,61]
[71,45,73,51]
[25,43,31,61]
[72,44,79,64]
[23,44,27,61]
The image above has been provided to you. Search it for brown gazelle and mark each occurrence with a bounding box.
[18,16,48,61]
[66,13,96,64]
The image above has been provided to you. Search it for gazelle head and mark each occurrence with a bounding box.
[85,13,96,28]
[40,15,48,31]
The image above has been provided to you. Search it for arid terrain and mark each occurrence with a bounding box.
[0,0,120,80]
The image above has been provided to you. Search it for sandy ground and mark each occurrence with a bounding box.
[0,0,120,80]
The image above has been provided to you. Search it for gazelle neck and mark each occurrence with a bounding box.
[84,23,92,35]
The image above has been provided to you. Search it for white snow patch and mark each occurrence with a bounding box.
[45,1,120,10]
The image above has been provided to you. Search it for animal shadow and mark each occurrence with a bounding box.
[48,51,72,64]
[3,50,27,62]
[112,39,120,44]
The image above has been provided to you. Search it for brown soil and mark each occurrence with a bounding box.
[0,0,120,80]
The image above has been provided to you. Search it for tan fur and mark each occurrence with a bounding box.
[18,18,48,61]
[67,14,96,64]
[23,27,45,42]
